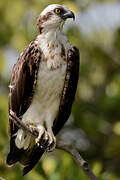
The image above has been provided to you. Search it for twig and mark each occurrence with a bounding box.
[9,110,38,137]
[56,141,99,180]
[9,110,99,180]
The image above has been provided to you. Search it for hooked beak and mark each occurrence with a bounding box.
[62,10,75,21]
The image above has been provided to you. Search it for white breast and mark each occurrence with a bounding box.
[22,61,66,126]
[22,31,70,127]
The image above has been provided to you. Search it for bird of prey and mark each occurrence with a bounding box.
[7,4,80,175]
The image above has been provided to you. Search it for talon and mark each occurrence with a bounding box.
[40,131,48,146]
[30,124,56,151]
[46,135,56,152]
[36,142,40,147]
[41,134,49,148]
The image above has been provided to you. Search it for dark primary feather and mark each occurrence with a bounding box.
[7,44,80,175]
[7,40,42,166]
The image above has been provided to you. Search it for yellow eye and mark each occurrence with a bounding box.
[55,8,61,14]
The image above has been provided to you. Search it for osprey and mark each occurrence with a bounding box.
[7,4,80,175]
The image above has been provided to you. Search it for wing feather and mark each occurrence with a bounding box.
[7,41,41,165]
[9,41,41,134]
[53,46,80,135]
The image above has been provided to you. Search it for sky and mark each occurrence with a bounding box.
[77,2,120,34]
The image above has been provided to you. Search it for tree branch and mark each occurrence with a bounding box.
[9,110,99,180]
[56,141,99,180]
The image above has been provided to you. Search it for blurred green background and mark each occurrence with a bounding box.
[0,0,120,179]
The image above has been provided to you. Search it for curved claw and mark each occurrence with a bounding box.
[34,125,56,151]
[46,135,56,152]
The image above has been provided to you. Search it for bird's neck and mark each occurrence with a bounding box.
[36,28,70,69]
[39,25,63,37]
[38,21,64,35]
[37,28,67,50]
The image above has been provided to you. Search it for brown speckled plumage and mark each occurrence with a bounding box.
[7,4,80,176]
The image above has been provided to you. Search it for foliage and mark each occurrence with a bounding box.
[0,0,120,179]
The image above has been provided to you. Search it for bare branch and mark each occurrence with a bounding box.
[9,110,38,137]
[56,140,99,180]
[9,110,99,180]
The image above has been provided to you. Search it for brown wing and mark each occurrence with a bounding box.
[7,41,42,166]
[9,41,41,135]
[53,46,80,135]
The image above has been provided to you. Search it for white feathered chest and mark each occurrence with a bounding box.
[22,32,70,126]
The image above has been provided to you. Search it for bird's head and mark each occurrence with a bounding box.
[37,4,75,33]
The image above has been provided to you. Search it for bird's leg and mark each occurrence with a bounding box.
[31,114,56,151]
[33,124,56,151]
[44,118,56,152]
[45,126,56,152]
[34,125,46,146]
[10,110,56,151]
